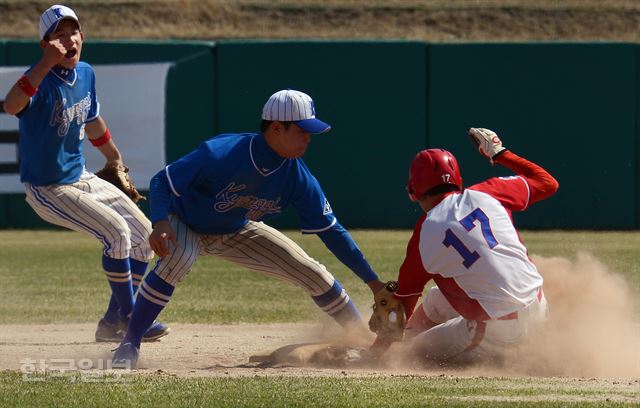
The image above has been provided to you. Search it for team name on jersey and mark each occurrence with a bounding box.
[214,182,282,221]
[49,93,92,138]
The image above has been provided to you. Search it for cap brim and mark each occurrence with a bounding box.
[295,118,331,134]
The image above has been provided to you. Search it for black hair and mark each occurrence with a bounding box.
[260,120,293,133]
[425,184,461,197]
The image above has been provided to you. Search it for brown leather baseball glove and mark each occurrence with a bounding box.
[368,281,406,345]
[96,163,146,204]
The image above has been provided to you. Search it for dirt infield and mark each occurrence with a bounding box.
[0,321,637,381]
[3,324,637,405]
[0,322,337,377]
[1,253,637,382]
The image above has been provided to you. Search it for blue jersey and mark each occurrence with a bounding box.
[154,133,336,235]
[17,62,99,186]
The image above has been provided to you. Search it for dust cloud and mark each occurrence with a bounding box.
[305,253,639,378]
[503,252,640,378]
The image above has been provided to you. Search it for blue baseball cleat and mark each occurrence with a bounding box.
[142,320,170,342]
[95,318,170,343]
[112,342,139,369]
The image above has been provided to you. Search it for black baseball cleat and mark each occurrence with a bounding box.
[95,318,124,342]
[95,318,170,342]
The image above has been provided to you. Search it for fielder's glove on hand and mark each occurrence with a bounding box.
[368,281,406,346]
[468,127,507,165]
[96,163,146,204]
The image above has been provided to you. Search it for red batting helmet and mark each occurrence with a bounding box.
[406,149,463,202]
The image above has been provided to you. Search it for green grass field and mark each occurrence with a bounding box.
[1,371,637,408]
[1,229,639,407]
[2,229,639,325]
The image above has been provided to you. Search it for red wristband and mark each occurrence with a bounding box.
[17,75,37,97]
[90,128,112,147]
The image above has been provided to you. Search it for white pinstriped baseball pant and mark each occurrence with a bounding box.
[149,215,348,312]
[24,170,153,263]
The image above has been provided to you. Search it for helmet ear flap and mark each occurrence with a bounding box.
[406,184,419,202]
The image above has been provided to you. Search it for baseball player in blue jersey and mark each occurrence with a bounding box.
[2,5,168,343]
[112,89,384,368]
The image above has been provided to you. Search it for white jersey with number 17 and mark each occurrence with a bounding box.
[418,176,543,320]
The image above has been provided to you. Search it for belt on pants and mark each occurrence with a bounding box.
[496,287,543,321]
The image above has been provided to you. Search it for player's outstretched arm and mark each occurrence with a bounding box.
[468,127,559,204]
[317,222,382,293]
[494,150,559,204]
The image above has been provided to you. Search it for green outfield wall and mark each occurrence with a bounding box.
[0,40,637,229]
[213,41,426,229]
[427,43,637,230]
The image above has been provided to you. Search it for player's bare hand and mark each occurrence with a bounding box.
[40,39,67,68]
[105,159,124,169]
[149,220,177,258]
[367,279,386,294]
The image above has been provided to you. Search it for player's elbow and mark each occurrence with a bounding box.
[2,98,25,116]
[528,173,559,203]
[546,175,559,196]
[536,175,559,200]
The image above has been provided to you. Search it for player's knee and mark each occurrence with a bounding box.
[131,235,153,261]
[139,217,152,236]
[112,223,132,245]
[298,260,334,296]
[127,217,153,261]
[405,306,438,340]
[105,219,132,258]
